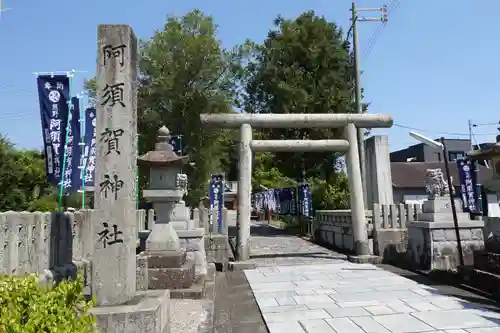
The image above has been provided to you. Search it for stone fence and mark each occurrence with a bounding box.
[0,207,227,279]
[315,203,422,258]
[0,209,149,276]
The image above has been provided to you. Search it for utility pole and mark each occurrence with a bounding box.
[468,119,474,149]
[0,0,12,19]
[350,2,388,208]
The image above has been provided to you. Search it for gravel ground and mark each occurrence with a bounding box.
[170,299,205,333]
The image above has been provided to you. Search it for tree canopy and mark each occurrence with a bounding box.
[3,9,363,211]
[241,11,356,208]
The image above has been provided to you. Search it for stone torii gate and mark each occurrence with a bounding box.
[200,113,393,261]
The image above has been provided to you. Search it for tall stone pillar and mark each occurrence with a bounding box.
[344,123,369,256]
[92,24,138,306]
[237,124,252,261]
[365,135,394,207]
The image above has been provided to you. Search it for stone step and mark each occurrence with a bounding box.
[140,249,187,268]
[170,263,216,300]
[148,259,196,290]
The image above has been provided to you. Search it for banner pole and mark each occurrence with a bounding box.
[58,70,76,212]
[79,95,86,209]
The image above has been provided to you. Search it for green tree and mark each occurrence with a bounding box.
[242,11,359,208]
[0,136,56,211]
[85,10,247,206]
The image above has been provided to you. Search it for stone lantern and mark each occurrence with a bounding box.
[137,126,208,294]
[138,126,190,253]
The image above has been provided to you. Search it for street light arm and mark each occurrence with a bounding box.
[409,131,443,150]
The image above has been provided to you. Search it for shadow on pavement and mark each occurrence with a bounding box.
[379,264,500,313]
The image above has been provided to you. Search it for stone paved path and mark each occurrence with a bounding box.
[244,262,500,333]
[244,221,346,267]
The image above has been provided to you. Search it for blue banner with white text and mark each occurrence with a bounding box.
[277,187,297,215]
[64,97,81,193]
[80,107,97,188]
[298,183,313,217]
[209,174,224,232]
[169,135,183,155]
[37,75,70,186]
[456,158,480,213]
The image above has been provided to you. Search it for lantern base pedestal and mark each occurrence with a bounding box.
[146,223,181,252]
[90,289,170,333]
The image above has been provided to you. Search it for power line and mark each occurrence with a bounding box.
[393,123,498,137]
[362,0,401,60]
[472,121,500,127]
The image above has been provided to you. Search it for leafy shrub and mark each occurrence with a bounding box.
[0,273,96,333]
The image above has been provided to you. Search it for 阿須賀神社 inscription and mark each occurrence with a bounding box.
[99,173,124,200]
[100,127,124,155]
[100,83,125,108]
[102,44,126,67]
[97,222,124,248]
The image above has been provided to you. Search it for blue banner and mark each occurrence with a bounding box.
[209,174,224,232]
[277,187,297,215]
[169,135,183,154]
[298,183,313,217]
[457,158,479,213]
[62,97,81,193]
[274,189,281,214]
[79,107,96,188]
[37,75,70,186]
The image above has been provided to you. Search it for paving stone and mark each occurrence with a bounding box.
[405,301,442,312]
[253,291,298,299]
[299,319,336,332]
[248,275,307,283]
[325,318,365,333]
[325,306,372,318]
[295,289,317,296]
[334,286,376,294]
[251,281,296,292]
[385,300,416,313]
[428,298,465,310]
[467,329,500,333]
[261,304,309,313]
[276,296,297,305]
[351,316,390,333]
[294,281,327,289]
[410,288,444,297]
[336,300,380,308]
[411,310,498,330]
[364,305,397,315]
[331,290,419,302]
[256,297,278,307]
[306,303,339,310]
[266,321,306,333]
[263,309,332,323]
[373,313,435,333]
[292,295,335,305]
[312,288,337,295]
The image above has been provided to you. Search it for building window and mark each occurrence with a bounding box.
[448,151,465,161]
[435,152,441,162]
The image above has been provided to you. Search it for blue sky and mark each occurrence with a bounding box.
[0,0,499,152]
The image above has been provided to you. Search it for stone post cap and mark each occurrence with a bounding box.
[158,126,170,142]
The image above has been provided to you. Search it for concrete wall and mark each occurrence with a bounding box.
[315,210,374,254]
[315,204,421,264]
